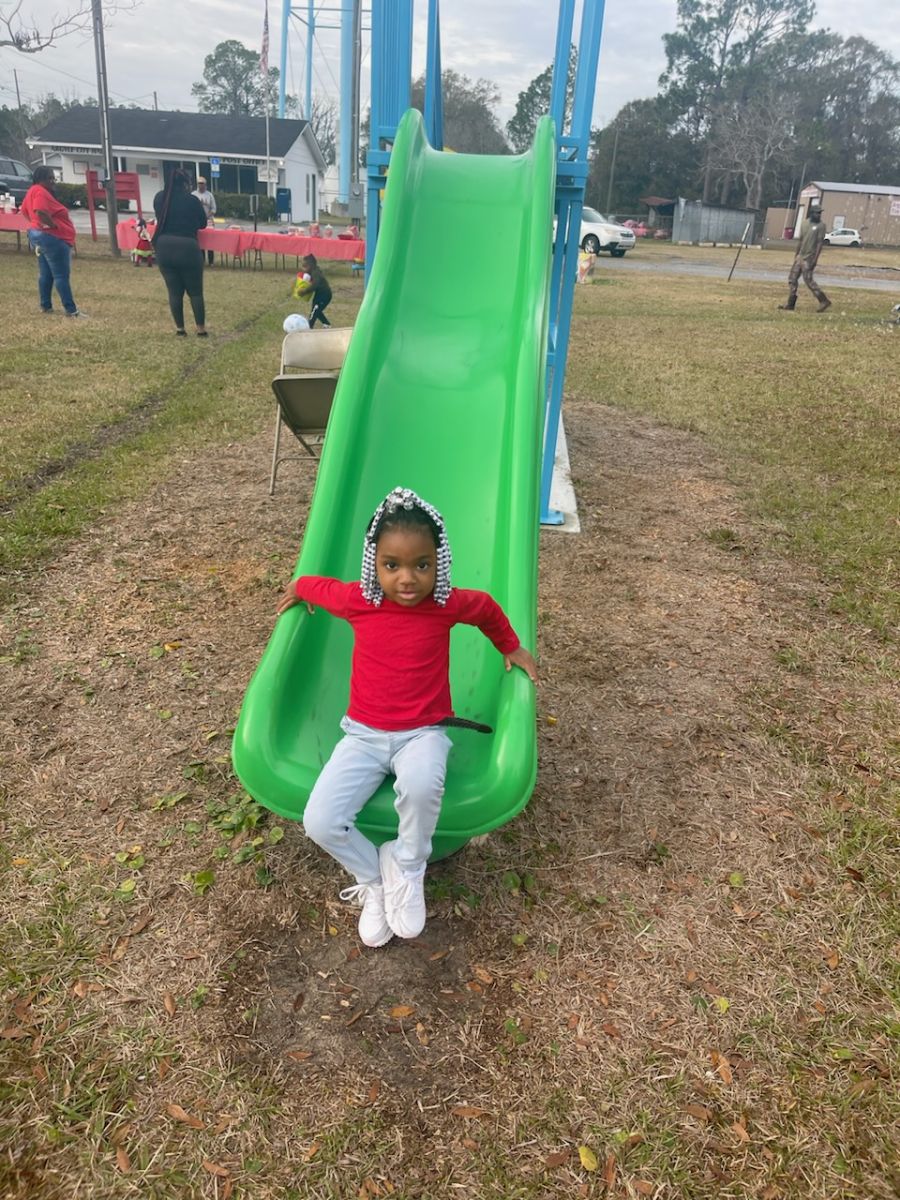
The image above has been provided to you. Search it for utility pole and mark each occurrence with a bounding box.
[605,126,618,214]
[153,90,158,111]
[91,0,121,256]
[13,68,26,155]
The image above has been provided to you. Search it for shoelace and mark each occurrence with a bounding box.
[382,870,423,908]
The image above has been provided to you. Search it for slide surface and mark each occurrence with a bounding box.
[233,110,556,859]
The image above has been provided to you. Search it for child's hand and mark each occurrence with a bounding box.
[504,645,538,684]
[276,582,314,616]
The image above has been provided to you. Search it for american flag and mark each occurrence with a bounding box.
[259,0,269,77]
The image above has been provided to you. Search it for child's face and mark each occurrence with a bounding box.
[375,526,436,606]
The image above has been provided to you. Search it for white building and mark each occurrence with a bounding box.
[28,106,326,221]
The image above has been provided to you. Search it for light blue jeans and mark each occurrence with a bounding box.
[28,229,77,314]
[303,716,452,884]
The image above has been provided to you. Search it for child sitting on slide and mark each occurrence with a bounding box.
[276,486,538,947]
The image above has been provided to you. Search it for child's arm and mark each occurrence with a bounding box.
[454,589,538,684]
[276,575,357,618]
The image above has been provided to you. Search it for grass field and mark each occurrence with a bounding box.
[1,241,897,1200]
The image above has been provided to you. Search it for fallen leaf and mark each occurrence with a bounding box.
[712,996,730,1014]
[429,949,450,961]
[128,908,153,935]
[578,1145,598,1172]
[163,993,177,1018]
[366,1080,381,1104]
[633,1182,655,1196]
[389,1005,415,1018]
[415,1022,429,1046]
[1,1027,34,1040]
[472,966,493,984]
[602,1022,622,1038]
[731,1121,750,1145]
[683,1103,712,1123]
[165,1103,204,1129]
[461,1137,478,1150]
[604,1153,617,1187]
[286,1050,313,1061]
[545,1150,570,1168]
[202,1160,230,1178]
[823,948,840,970]
[451,1105,490,1119]
[711,1050,733,1085]
[115,1146,131,1174]
[302,1142,320,1162]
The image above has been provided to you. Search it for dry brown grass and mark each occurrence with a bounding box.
[1,262,897,1200]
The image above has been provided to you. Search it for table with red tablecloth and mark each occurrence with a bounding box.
[0,211,29,250]
[114,220,364,268]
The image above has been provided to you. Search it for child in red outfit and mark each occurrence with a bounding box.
[276,486,538,947]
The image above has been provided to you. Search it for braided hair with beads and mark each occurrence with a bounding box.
[360,487,452,606]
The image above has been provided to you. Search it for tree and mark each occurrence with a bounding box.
[660,0,814,199]
[506,46,577,153]
[586,97,698,213]
[1,0,136,52]
[706,87,794,208]
[191,40,297,118]
[310,96,337,167]
[410,70,508,154]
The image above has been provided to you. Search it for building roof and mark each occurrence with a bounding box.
[811,180,900,196]
[30,105,316,162]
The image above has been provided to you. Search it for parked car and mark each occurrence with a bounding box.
[824,227,862,247]
[0,156,33,205]
[578,206,636,257]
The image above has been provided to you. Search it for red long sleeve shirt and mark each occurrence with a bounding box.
[294,576,520,731]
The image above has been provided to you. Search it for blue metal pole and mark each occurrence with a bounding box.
[424,0,443,150]
[365,0,413,282]
[279,0,291,118]
[339,1,352,203]
[305,0,315,120]
[540,0,606,525]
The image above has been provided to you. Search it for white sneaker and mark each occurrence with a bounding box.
[339,881,392,948]
[378,840,427,939]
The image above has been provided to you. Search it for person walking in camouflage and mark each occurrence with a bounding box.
[779,204,831,312]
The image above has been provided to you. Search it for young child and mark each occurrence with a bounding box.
[131,218,155,267]
[276,486,538,948]
[301,254,333,327]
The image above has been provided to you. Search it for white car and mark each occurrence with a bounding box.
[577,206,636,257]
[824,227,862,247]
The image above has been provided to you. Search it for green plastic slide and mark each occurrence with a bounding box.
[233,109,556,860]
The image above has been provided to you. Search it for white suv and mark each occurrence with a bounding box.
[578,206,636,257]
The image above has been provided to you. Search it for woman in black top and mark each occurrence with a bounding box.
[152,168,209,336]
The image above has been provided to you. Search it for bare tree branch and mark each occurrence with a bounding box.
[1,0,137,54]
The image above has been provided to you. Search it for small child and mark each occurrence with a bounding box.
[301,253,333,327]
[276,486,538,947]
[132,218,155,267]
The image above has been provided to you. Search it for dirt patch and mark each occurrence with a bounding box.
[2,399,894,1198]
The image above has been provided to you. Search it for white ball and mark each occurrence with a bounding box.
[283,314,310,333]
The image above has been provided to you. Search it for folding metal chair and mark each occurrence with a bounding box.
[269,327,353,495]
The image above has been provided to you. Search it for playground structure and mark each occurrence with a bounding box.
[233,1,605,856]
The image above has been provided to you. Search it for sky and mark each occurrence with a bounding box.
[2,0,899,135]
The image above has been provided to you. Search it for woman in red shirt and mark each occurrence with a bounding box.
[276,487,538,948]
[20,166,81,317]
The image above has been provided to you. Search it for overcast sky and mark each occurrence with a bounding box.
[2,1,899,134]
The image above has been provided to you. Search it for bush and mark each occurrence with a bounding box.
[213,192,277,222]
[55,182,87,209]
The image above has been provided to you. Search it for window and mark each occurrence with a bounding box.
[136,163,151,176]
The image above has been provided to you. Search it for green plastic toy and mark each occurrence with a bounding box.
[233,110,555,860]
